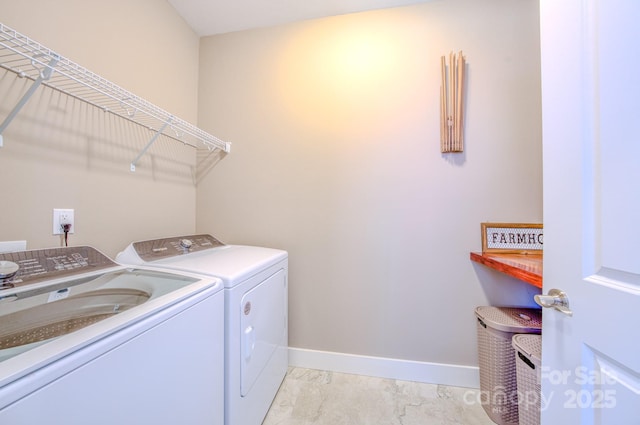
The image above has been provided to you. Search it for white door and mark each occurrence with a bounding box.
[540,0,640,423]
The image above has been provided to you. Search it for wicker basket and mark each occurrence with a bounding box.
[475,306,542,425]
[512,334,542,425]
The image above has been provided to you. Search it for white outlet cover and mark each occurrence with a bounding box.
[53,209,75,235]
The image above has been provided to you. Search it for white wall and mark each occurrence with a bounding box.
[0,0,200,257]
[197,0,543,369]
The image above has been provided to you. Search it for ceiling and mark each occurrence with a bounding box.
[167,0,432,36]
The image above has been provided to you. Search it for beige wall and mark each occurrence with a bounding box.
[0,0,200,257]
[197,0,543,367]
[0,0,543,370]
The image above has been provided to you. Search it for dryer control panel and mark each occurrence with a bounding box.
[131,234,225,262]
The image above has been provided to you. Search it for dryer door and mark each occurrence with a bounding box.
[240,269,286,396]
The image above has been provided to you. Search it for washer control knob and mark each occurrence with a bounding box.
[179,239,193,250]
[0,261,19,282]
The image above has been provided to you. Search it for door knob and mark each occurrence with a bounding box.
[534,288,573,316]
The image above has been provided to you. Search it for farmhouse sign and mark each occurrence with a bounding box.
[481,223,543,254]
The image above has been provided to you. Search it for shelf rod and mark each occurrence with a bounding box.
[0,55,59,147]
[130,118,172,172]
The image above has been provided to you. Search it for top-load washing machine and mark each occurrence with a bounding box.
[116,234,288,425]
[0,245,225,425]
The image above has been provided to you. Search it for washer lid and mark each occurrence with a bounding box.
[0,266,219,390]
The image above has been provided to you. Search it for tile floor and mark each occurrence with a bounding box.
[263,367,495,425]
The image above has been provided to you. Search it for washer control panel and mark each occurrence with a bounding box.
[132,234,225,262]
[0,246,116,290]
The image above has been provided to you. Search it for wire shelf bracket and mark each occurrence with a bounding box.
[0,54,59,147]
[0,22,231,167]
[130,118,172,172]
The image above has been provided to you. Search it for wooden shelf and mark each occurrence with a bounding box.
[470,252,542,288]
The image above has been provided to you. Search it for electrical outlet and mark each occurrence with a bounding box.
[53,209,75,235]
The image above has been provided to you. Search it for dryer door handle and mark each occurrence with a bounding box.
[243,325,256,361]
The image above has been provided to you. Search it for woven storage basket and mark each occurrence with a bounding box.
[512,334,542,425]
[475,306,542,425]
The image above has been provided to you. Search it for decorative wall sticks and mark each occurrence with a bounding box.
[440,51,466,153]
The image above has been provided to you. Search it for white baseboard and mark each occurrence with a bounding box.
[288,347,480,389]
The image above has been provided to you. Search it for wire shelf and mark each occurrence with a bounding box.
[0,23,230,170]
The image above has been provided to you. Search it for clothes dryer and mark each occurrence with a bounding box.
[117,234,288,425]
